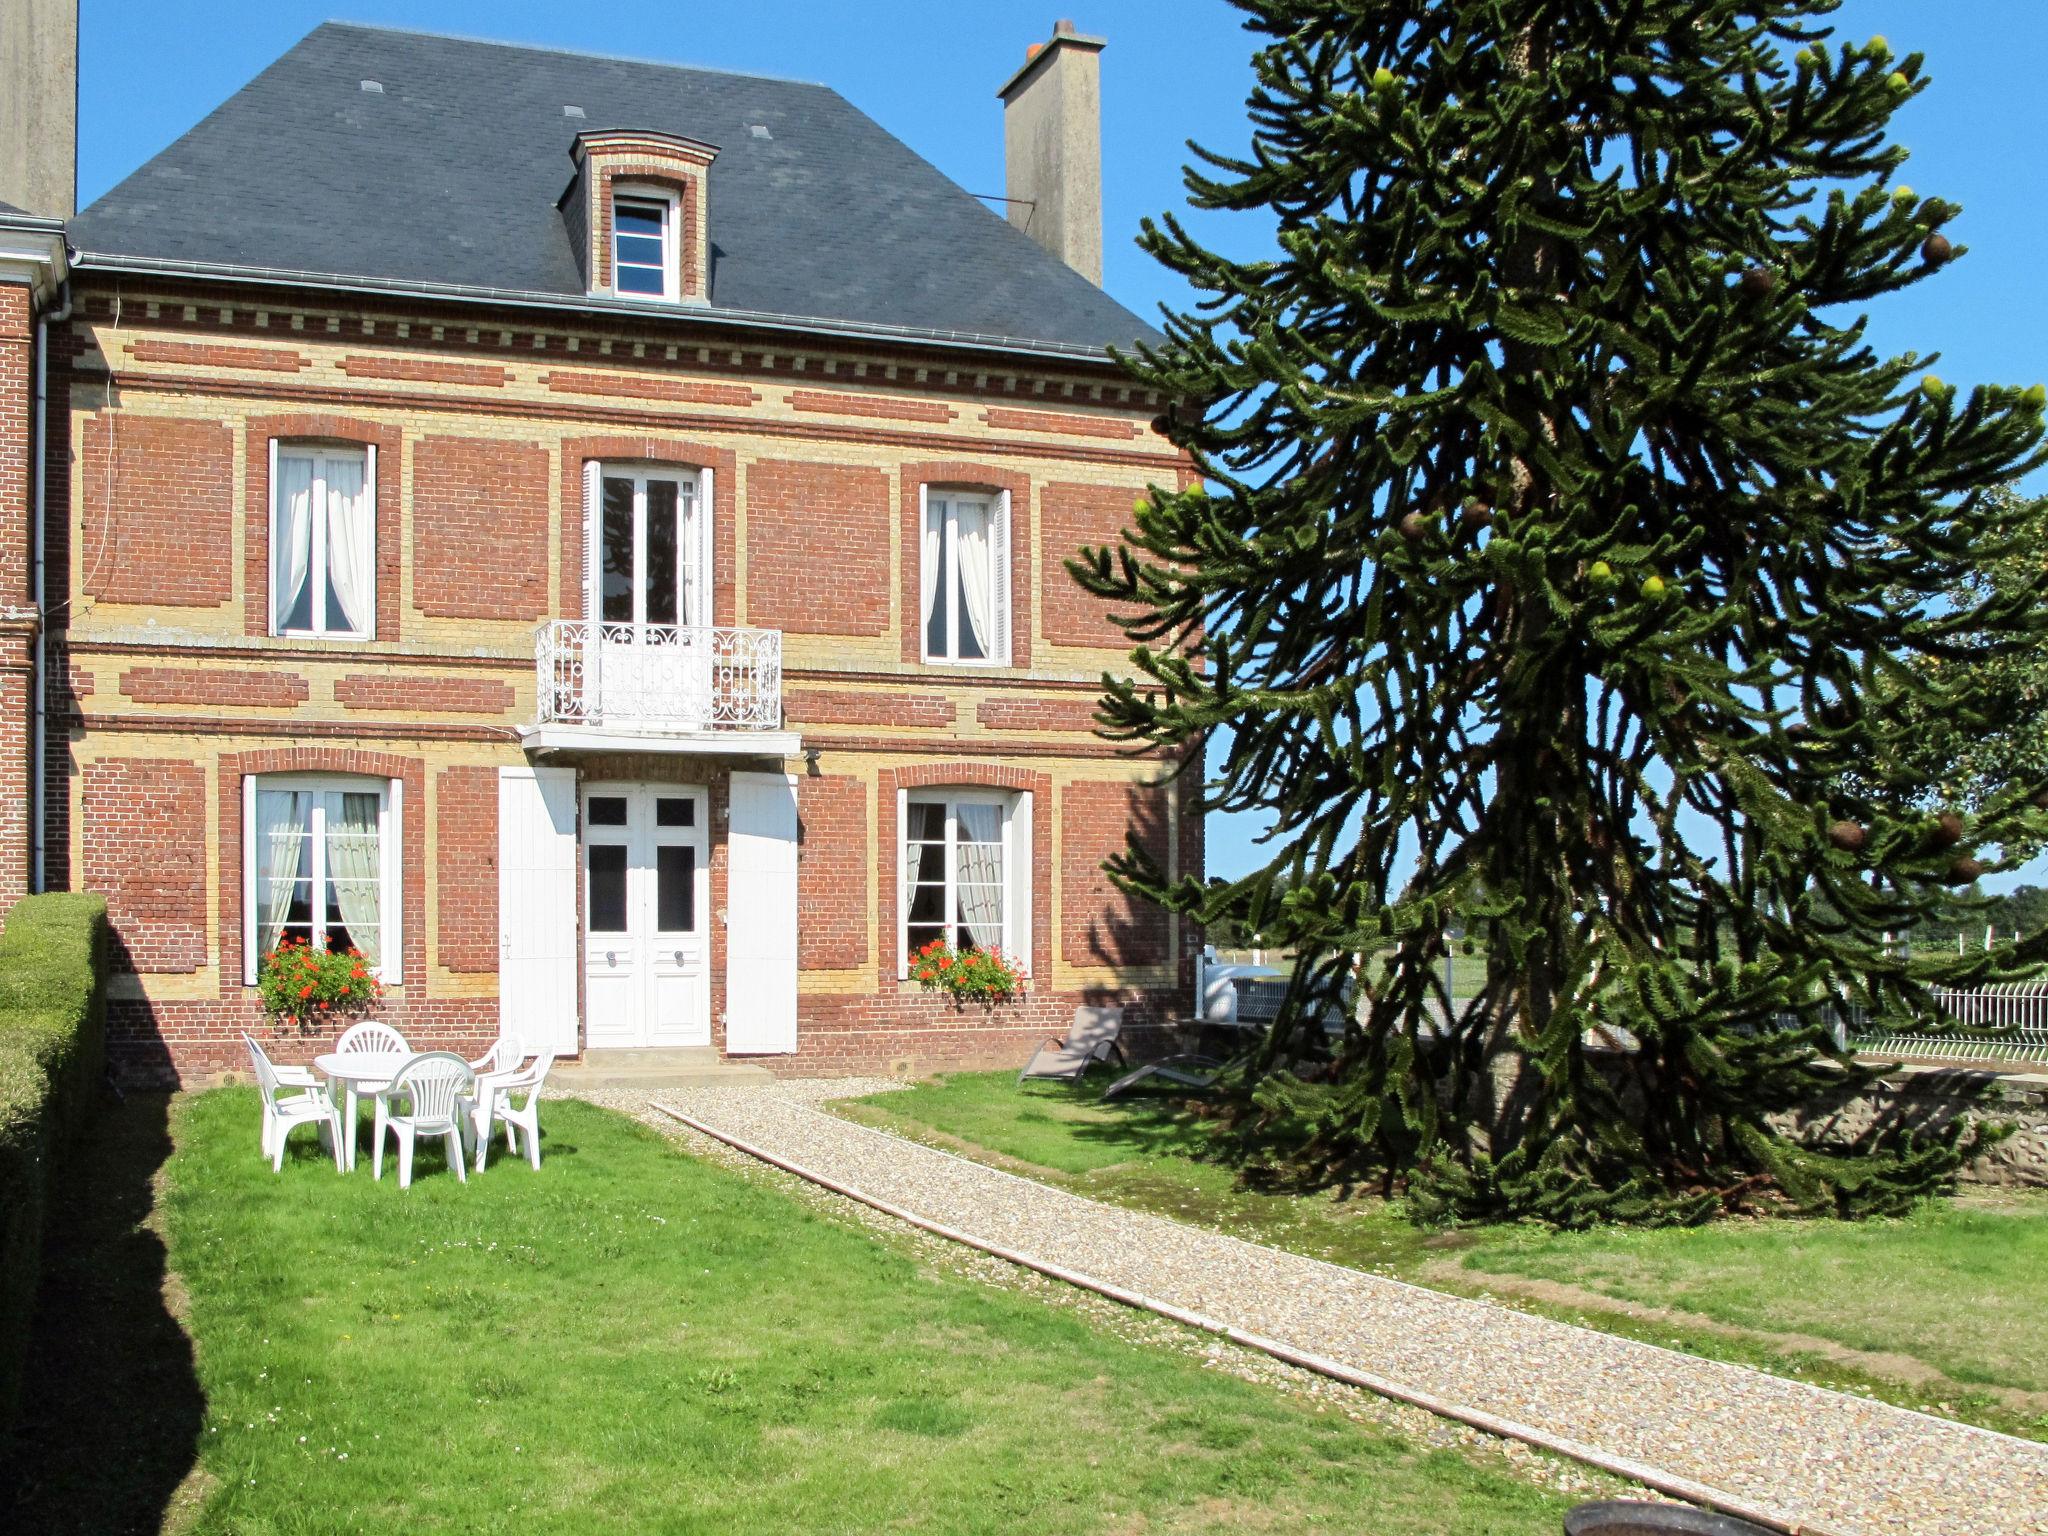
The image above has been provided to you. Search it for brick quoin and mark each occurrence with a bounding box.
[785,689,954,730]
[1041,481,1145,649]
[436,764,498,973]
[84,758,208,973]
[788,389,954,425]
[897,461,1034,668]
[333,674,514,714]
[797,774,868,970]
[1061,778,1172,968]
[80,415,237,606]
[411,434,551,620]
[746,459,893,637]
[557,434,737,627]
[543,370,756,407]
[340,354,508,387]
[977,695,1104,733]
[120,666,309,708]
[242,413,403,639]
[0,286,33,901]
[129,338,309,372]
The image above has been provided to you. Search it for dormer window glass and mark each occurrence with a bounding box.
[613,192,676,298]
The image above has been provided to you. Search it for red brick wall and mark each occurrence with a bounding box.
[977,695,1103,733]
[436,765,497,973]
[1041,482,1141,649]
[798,774,868,970]
[333,674,513,715]
[1061,778,1172,967]
[745,459,892,636]
[120,666,309,708]
[80,415,236,606]
[83,757,208,972]
[242,413,403,639]
[897,461,1034,668]
[785,688,954,731]
[411,435,550,620]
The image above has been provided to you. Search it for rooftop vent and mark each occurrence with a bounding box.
[359,79,383,93]
[564,104,586,118]
[749,124,772,139]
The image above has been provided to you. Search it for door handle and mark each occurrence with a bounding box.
[673,950,685,965]
[605,950,617,967]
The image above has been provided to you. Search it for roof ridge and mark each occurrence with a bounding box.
[316,18,833,91]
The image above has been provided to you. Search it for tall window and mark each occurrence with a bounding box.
[901,790,1029,969]
[271,443,374,638]
[246,775,399,983]
[612,190,677,298]
[921,489,1010,664]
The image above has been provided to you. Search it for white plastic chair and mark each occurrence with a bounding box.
[245,1034,344,1172]
[468,1036,525,1076]
[335,1020,411,1056]
[471,1050,557,1171]
[372,1052,475,1189]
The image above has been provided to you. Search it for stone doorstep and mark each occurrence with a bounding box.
[549,1046,777,1092]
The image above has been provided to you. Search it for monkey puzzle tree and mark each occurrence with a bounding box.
[1082,0,2048,1223]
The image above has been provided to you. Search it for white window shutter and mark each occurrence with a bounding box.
[382,775,403,985]
[266,438,280,635]
[697,465,715,626]
[992,488,1012,665]
[242,773,259,985]
[896,786,911,978]
[726,772,800,1054]
[498,766,579,1057]
[363,442,379,635]
[581,459,601,623]
[1007,791,1033,971]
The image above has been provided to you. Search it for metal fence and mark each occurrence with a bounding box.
[1847,980,2048,1064]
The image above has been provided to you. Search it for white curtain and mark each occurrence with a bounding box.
[920,495,943,649]
[955,499,993,657]
[255,788,308,959]
[324,456,375,635]
[954,802,1005,950]
[327,790,384,971]
[272,454,315,631]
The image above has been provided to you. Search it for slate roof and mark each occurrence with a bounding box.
[67,22,1160,359]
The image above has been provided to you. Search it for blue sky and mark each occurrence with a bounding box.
[76,1,2048,887]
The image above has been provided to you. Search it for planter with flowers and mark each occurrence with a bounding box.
[910,940,1027,1006]
[256,936,384,1032]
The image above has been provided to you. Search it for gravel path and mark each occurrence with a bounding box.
[585,1080,2048,1536]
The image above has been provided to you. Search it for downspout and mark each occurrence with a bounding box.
[32,279,73,894]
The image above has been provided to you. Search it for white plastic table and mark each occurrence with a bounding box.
[313,1051,410,1171]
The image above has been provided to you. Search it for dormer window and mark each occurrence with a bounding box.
[612,191,678,299]
[560,129,720,303]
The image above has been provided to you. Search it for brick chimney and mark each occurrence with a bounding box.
[998,19,1105,285]
[0,0,77,218]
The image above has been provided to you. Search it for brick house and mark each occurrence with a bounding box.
[0,16,1202,1085]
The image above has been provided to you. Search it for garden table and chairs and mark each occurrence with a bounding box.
[248,1023,557,1185]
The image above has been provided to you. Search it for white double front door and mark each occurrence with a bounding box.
[582,783,710,1049]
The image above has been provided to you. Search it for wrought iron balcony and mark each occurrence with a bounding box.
[530,620,788,746]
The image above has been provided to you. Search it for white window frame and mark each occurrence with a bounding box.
[583,461,711,629]
[897,787,1031,978]
[269,440,376,640]
[242,772,403,986]
[611,185,681,301]
[918,485,1012,666]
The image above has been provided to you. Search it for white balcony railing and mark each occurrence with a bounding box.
[534,620,784,734]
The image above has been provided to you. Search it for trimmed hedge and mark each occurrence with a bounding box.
[0,893,110,1440]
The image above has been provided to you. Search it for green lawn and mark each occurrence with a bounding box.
[2,1088,1578,1536]
[838,1072,2048,1441]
